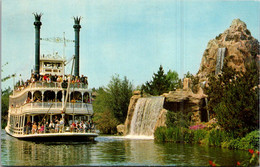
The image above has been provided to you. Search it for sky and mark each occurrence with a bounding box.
[1,0,259,90]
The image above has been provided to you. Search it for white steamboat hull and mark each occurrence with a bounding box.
[5,126,98,142]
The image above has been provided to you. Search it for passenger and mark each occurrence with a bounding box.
[60,119,64,133]
[39,124,44,133]
[39,75,43,82]
[76,122,80,132]
[49,121,55,133]
[45,122,49,133]
[79,121,84,132]
[55,121,60,133]
[80,75,85,83]
[32,122,37,134]
[26,121,32,134]
[47,75,51,83]
[83,122,86,133]
[70,122,76,132]
[30,74,35,83]
[54,116,59,124]
[25,97,30,104]
[43,75,47,82]
[38,123,41,133]
[76,76,80,83]
[91,121,95,132]
[57,76,61,82]
[87,121,91,132]
[35,74,40,81]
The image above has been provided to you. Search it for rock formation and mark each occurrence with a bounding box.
[197,19,259,81]
[123,91,141,135]
[154,109,167,130]
[162,88,207,123]
[123,19,259,136]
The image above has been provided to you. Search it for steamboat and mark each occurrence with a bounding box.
[5,13,98,141]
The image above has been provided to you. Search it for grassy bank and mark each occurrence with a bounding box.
[154,127,259,150]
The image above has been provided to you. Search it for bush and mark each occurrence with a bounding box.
[207,129,229,147]
[194,129,208,143]
[206,61,259,137]
[240,130,260,150]
[166,111,192,128]
[154,126,260,152]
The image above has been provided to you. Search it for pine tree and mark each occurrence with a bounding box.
[142,65,171,95]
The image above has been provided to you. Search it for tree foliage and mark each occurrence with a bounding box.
[92,75,133,134]
[166,70,179,91]
[141,65,179,96]
[1,87,12,129]
[206,60,259,137]
[166,111,192,128]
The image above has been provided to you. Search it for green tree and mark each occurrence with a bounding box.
[107,75,133,123]
[1,87,12,129]
[166,70,179,91]
[92,75,133,134]
[184,71,193,78]
[142,65,171,95]
[206,60,259,137]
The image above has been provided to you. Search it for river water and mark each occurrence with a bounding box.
[1,130,250,166]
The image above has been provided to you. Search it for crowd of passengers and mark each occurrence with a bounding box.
[24,116,95,134]
[16,73,88,91]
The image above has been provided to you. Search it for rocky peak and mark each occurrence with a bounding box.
[197,19,259,80]
[230,18,247,31]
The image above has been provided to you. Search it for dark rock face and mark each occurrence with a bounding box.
[162,89,207,123]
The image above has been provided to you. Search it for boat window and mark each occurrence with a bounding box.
[70,91,82,102]
[57,91,63,102]
[43,91,55,102]
[83,92,90,103]
[33,91,42,102]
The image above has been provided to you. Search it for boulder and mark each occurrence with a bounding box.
[117,124,125,135]
[133,90,141,95]
[154,109,167,131]
[183,78,191,90]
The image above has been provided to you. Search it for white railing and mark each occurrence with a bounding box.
[31,81,88,89]
[10,102,93,114]
[13,82,89,96]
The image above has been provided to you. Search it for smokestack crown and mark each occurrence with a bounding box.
[73,16,82,29]
[33,13,43,27]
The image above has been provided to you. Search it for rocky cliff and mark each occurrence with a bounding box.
[162,88,207,123]
[197,19,259,80]
[123,19,259,136]
[123,91,141,135]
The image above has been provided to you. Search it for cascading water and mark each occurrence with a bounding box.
[215,48,226,75]
[128,96,165,137]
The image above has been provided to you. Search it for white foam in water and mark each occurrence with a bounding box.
[124,135,154,140]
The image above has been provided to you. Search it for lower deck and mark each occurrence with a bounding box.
[5,127,98,142]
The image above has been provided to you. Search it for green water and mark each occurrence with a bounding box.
[1,130,250,166]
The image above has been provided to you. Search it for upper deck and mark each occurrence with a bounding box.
[39,53,66,76]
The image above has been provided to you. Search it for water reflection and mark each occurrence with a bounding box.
[1,130,250,166]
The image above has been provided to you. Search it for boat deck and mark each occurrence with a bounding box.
[5,127,98,142]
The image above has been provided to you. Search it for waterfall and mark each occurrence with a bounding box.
[129,96,165,137]
[205,98,210,122]
[215,48,226,75]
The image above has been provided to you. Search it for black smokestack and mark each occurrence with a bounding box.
[73,16,81,77]
[33,13,42,75]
